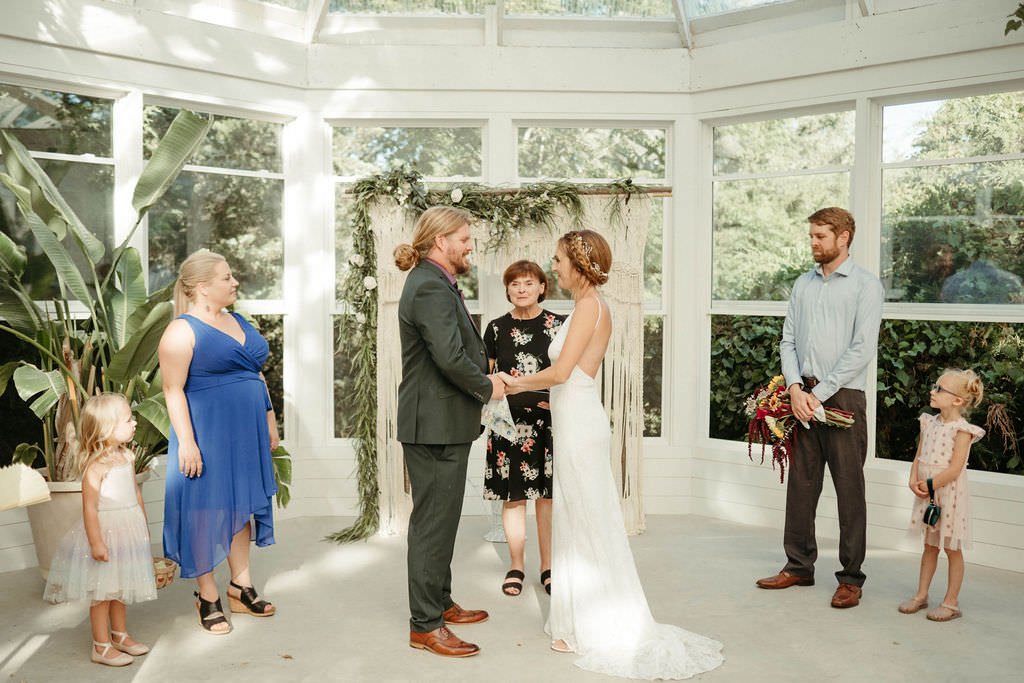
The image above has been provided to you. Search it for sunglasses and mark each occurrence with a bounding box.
[931,383,963,399]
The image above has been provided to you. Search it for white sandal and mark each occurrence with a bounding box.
[91,641,133,667]
[550,638,575,653]
[111,630,150,655]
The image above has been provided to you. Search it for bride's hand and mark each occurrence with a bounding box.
[497,372,525,395]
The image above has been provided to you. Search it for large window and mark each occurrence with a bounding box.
[708,110,854,440]
[144,105,286,435]
[881,92,1024,305]
[707,95,1024,477]
[145,106,284,298]
[517,124,667,436]
[877,90,1024,474]
[0,84,114,299]
[0,83,115,463]
[332,123,485,437]
[712,110,854,302]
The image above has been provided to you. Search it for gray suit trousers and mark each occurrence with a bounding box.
[404,441,472,632]
[782,388,868,587]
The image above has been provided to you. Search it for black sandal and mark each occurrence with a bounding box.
[540,569,552,595]
[195,592,232,634]
[502,569,525,596]
[228,580,276,617]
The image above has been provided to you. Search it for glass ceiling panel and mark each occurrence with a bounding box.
[329,0,486,13]
[505,0,672,17]
[256,0,310,9]
[683,0,790,18]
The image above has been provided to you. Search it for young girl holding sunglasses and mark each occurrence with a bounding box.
[899,368,985,622]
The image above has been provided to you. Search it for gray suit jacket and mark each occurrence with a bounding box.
[396,261,491,445]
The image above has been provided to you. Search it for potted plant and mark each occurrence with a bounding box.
[0,111,210,577]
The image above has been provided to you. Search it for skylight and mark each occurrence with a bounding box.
[505,0,673,18]
[328,0,486,14]
[683,0,791,19]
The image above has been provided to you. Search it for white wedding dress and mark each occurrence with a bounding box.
[546,308,724,680]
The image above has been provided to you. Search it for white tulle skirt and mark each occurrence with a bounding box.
[43,505,157,605]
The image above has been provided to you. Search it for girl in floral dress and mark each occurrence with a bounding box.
[900,368,985,622]
[483,260,565,597]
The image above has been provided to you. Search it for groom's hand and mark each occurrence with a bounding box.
[497,371,523,396]
[489,374,506,400]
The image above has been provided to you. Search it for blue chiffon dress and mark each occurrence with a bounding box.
[163,312,277,579]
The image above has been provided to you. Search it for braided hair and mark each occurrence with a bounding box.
[558,230,612,287]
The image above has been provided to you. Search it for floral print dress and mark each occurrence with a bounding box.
[483,310,565,501]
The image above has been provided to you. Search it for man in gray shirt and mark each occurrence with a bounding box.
[756,207,884,609]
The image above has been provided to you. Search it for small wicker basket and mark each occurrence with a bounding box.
[153,556,177,589]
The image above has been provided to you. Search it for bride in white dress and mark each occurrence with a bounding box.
[501,230,724,680]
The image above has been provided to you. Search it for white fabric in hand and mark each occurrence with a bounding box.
[482,397,518,442]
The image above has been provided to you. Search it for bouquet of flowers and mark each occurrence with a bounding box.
[744,375,855,483]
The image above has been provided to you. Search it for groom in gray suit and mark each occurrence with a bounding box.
[393,206,504,658]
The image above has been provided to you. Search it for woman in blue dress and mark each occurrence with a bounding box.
[159,249,279,634]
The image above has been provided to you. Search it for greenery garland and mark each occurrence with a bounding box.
[326,166,652,543]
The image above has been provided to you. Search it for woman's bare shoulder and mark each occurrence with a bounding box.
[160,317,196,349]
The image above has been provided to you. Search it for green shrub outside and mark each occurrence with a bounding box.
[709,315,1024,475]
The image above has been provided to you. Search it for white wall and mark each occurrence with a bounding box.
[1,0,1023,573]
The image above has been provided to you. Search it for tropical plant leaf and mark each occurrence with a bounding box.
[272,445,292,509]
[13,365,68,417]
[0,287,43,335]
[125,282,174,340]
[12,443,44,467]
[0,229,27,278]
[109,247,147,348]
[0,131,104,263]
[135,394,170,439]
[132,110,212,217]
[0,171,32,211]
[23,209,94,310]
[0,360,19,397]
[106,302,173,383]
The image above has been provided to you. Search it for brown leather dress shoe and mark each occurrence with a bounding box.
[409,626,480,657]
[755,571,815,589]
[442,602,489,625]
[831,583,862,608]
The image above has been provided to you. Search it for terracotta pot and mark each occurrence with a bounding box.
[26,469,152,581]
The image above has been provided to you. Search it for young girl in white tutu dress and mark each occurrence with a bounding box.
[44,393,157,666]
